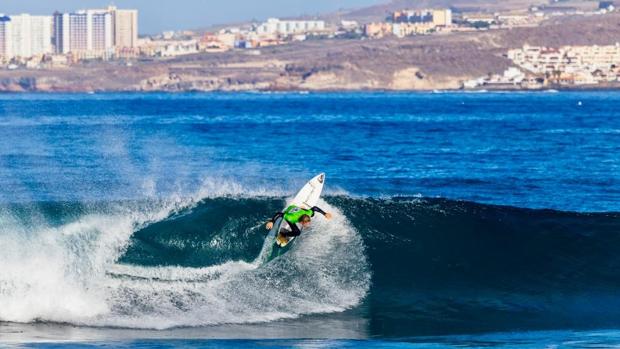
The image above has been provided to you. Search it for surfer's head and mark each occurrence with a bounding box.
[299,214,312,227]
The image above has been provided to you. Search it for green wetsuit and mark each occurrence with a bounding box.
[270,205,327,237]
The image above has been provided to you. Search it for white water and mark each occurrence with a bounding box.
[0,180,370,329]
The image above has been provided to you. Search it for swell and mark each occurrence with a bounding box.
[122,196,620,335]
[327,196,620,335]
[1,196,620,336]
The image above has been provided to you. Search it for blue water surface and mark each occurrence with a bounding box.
[10,330,620,349]
[0,92,618,211]
[1,92,620,347]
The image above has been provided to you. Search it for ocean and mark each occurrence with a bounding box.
[0,92,619,348]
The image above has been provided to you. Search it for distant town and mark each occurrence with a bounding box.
[0,0,619,91]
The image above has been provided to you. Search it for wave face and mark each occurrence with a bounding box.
[329,196,620,336]
[1,195,620,336]
[0,197,370,330]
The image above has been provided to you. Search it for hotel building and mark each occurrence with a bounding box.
[0,14,53,61]
[54,10,113,54]
[53,7,138,57]
[108,6,138,48]
[0,16,11,60]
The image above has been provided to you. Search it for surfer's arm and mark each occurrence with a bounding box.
[265,212,283,230]
[269,212,284,223]
[311,206,333,219]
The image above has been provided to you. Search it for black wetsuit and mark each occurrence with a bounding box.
[269,206,327,237]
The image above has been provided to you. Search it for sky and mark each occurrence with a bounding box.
[2,0,384,34]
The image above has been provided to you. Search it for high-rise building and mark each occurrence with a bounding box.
[28,15,53,56]
[91,11,113,51]
[0,15,11,60]
[53,10,113,55]
[0,14,52,61]
[108,6,138,48]
[53,12,69,54]
[68,12,88,51]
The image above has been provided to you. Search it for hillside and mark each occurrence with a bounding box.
[1,12,619,92]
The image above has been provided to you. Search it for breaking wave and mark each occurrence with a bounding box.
[0,184,370,330]
[1,187,620,336]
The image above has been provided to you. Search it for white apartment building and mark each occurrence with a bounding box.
[566,44,620,70]
[0,14,52,61]
[507,44,620,85]
[54,10,113,54]
[0,15,11,60]
[53,7,137,56]
[256,18,326,36]
[508,44,620,74]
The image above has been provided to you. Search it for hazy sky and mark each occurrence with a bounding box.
[2,0,384,34]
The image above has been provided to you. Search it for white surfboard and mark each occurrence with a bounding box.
[288,173,325,209]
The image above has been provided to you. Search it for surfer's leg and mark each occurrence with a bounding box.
[281,220,301,237]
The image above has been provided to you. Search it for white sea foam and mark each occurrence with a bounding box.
[0,182,370,330]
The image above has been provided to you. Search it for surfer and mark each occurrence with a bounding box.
[266,205,333,237]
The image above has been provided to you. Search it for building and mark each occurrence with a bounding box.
[0,15,11,61]
[91,11,113,51]
[0,14,52,61]
[496,13,539,27]
[53,12,68,54]
[392,9,433,23]
[54,10,113,55]
[108,6,138,48]
[432,9,453,26]
[507,44,620,85]
[392,22,436,37]
[200,33,235,51]
[53,7,136,58]
[364,22,393,38]
[11,15,53,58]
[139,39,198,57]
[340,20,359,31]
[392,9,452,26]
[256,18,326,36]
[462,13,496,24]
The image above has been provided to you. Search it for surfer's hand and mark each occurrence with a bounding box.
[325,213,333,220]
[266,221,274,230]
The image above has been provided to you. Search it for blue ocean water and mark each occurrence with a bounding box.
[0,92,617,210]
[0,92,619,348]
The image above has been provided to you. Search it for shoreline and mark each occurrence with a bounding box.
[1,86,619,94]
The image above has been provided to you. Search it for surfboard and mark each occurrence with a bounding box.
[289,173,325,210]
[266,173,325,261]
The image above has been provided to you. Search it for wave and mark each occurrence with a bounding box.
[0,194,369,330]
[330,196,620,335]
[1,193,619,336]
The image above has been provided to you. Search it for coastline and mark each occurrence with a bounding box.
[1,85,620,93]
[2,13,620,94]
